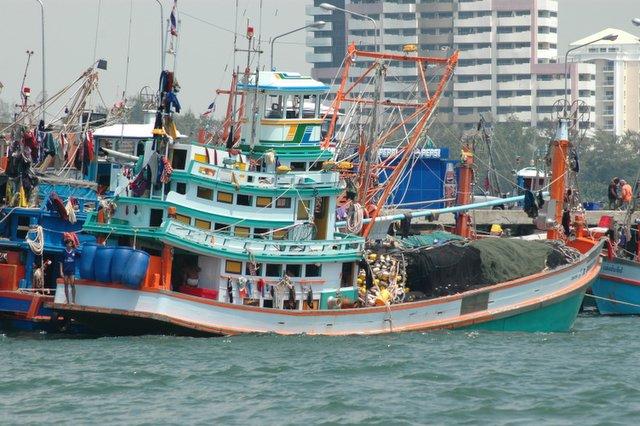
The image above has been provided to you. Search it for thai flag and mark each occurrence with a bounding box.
[170,0,178,36]
[202,102,215,116]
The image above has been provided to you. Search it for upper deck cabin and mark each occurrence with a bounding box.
[237,72,329,159]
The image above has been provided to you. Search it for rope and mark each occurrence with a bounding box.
[346,202,364,234]
[25,225,44,256]
[584,293,640,309]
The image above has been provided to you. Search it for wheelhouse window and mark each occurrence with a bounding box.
[195,218,211,230]
[245,262,263,276]
[286,264,302,277]
[265,264,283,277]
[217,191,233,204]
[256,196,272,208]
[225,260,243,274]
[237,194,253,206]
[254,228,269,238]
[197,186,214,200]
[275,197,291,208]
[305,264,322,277]
[176,182,186,194]
[235,226,250,238]
[171,149,187,170]
[175,214,191,225]
[302,94,320,118]
[214,223,227,232]
[290,162,306,171]
[265,94,285,118]
[297,200,311,220]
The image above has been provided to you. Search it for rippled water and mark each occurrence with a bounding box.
[1,315,639,425]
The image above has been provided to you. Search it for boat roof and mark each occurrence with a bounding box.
[571,28,640,46]
[237,71,329,93]
[517,167,547,178]
[93,123,185,139]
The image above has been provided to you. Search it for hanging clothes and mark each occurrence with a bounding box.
[160,156,173,184]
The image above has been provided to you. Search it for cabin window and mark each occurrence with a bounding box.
[256,196,272,208]
[287,95,302,119]
[225,260,243,274]
[172,149,187,170]
[297,200,311,220]
[309,161,323,171]
[214,223,227,231]
[194,153,207,163]
[276,197,291,209]
[265,264,283,277]
[150,209,164,227]
[217,191,233,204]
[245,262,263,276]
[195,219,211,230]
[273,229,287,240]
[136,141,146,156]
[237,194,253,206]
[254,228,269,238]
[286,264,302,277]
[235,226,250,237]
[305,264,322,277]
[175,214,191,225]
[197,186,214,200]
[265,94,285,119]
[176,182,186,194]
[290,162,306,171]
[302,94,319,118]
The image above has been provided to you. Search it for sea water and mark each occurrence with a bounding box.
[1,315,639,425]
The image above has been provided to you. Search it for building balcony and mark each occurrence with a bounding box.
[454,15,492,28]
[496,63,531,74]
[306,52,332,63]
[496,47,531,59]
[456,64,492,75]
[496,16,534,27]
[458,0,491,12]
[306,36,332,48]
[305,5,331,16]
[454,32,491,44]
[537,33,557,44]
[453,95,491,108]
[497,95,532,106]
[496,31,531,44]
[496,79,532,91]
[458,47,492,60]
[455,79,492,91]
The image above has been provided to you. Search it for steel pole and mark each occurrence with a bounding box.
[35,0,46,121]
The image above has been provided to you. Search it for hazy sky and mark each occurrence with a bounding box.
[1,0,638,119]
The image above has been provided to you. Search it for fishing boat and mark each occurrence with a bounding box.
[0,60,108,332]
[49,33,605,335]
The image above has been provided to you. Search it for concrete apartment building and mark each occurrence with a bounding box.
[306,0,597,130]
[568,28,640,135]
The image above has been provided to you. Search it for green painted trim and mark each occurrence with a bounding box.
[239,144,333,160]
[173,163,342,197]
[161,233,362,264]
[107,197,295,228]
[465,291,585,333]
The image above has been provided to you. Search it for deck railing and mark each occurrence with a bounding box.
[163,220,364,256]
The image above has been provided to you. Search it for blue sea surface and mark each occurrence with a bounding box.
[1,315,639,425]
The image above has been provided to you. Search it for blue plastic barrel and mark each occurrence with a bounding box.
[79,243,99,280]
[94,246,116,282]
[121,250,150,288]
[110,247,135,283]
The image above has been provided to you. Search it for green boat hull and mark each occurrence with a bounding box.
[464,291,586,332]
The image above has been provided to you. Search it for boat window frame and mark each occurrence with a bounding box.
[225,260,243,274]
[217,191,234,204]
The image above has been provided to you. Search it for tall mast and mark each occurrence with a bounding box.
[546,118,570,240]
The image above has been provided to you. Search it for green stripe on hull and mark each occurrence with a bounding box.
[463,291,586,332]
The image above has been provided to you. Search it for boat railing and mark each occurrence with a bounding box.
[163,220,364,255]
[189,161,340,189]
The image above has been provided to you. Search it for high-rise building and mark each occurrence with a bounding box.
[568,28,640,134]
[305,0,596,130]
[305,1,348,86]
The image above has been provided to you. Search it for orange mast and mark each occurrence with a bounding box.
[454,145,474,238]
[547,119,570,240]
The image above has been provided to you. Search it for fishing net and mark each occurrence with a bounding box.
[400,231,463,249]
[404,238,580,298]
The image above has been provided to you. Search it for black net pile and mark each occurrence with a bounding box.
[404,239,580,298]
